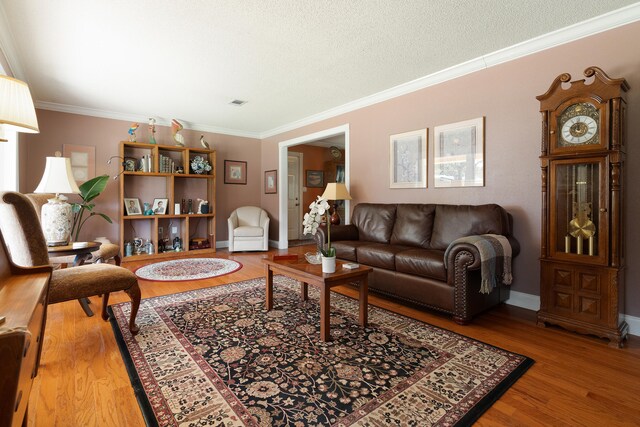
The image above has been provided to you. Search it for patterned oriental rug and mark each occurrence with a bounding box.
[134,258,242,281]
[109,276,533,426]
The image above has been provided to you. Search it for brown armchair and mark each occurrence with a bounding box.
[0,192,140,334]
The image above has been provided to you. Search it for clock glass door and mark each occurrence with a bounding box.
[551,158,607,264]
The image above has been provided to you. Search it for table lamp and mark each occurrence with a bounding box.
[35,154,81,246]
[0,75,39,141]
[321,183,352,225]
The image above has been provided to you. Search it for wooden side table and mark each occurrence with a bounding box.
[48,241,101,316]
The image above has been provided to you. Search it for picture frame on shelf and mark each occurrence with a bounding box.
[434,117,484,188]
[306,170,324,188]
[265,170,277,194]
[224,160,247,184]
[63,144,95,184]
[124,198,142,215]
[152,198,168,214]
[389,129,427,188]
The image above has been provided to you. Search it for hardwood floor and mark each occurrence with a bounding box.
[28,245,640,426]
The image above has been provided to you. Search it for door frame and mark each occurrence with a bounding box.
[287,151,303,240]
[278,124,350,249]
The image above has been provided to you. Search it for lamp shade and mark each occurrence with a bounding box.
[35,156,81,194]
[0,75,39,133]
[321,182,352,201]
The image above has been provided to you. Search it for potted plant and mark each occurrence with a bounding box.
[70,175,112,241]
[302,196,335,273]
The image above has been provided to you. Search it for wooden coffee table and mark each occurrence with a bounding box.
[263,255,372,341]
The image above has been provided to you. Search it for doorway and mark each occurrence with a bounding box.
[278,124,350,249]
[287,152,303,240]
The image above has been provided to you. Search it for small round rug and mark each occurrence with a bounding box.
[135,258,242,281]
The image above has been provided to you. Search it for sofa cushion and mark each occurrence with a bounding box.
[430,204,508,250]
[390,204,436,248]
[395,249,446,281]
[356,243,411,270]
[351,203,396,243]
[332,241,369,262]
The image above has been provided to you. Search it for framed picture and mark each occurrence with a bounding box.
[224,160,247,184]
[434,117,484,188]
[389,129,427,188]
[306,170,324,188]
[63,144,95,184]
[152,198,168,214]
[265,170,277,194]
[124,198,141,215]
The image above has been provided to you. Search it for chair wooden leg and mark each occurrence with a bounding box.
[114,254,121,266]
[125,284,141,335]
[101,293,110,321]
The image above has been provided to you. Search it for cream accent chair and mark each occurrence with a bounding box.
[227,206,269,252]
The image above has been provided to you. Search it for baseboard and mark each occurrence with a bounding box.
[216,240,228,249]
[505,291,540,311]
[505,291,639,336]
[625,314,640,337]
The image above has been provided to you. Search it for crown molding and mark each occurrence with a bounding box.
[34,101,262,139]
[260,3,640,139]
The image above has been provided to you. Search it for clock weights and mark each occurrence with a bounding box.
[536,67,629,347]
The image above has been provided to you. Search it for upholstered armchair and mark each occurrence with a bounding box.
[227,206,270,252]
[0,192,140,334]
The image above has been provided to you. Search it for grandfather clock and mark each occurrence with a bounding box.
[536,67,629,347]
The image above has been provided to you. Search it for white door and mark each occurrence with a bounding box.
[287,154,302,240]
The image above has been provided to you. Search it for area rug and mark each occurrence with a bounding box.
[109,276,533,426]
[134,258,242,281]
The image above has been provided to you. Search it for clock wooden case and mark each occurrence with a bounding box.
[536,66,629,347]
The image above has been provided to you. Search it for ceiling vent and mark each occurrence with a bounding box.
[229,99,247,106]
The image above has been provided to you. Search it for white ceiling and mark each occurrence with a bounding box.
[1,1,638,138]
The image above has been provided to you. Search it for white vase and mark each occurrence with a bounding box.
[41,195,72,246]
[321,255,336,273]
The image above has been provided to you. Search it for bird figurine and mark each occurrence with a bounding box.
[200,134,210,150]
[148,118,157,144]
[171,119,185,146]
[128,123,139,142]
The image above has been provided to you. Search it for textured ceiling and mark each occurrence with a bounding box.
[1,1,638,137]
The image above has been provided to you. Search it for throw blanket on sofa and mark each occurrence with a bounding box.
[444,234,513,294]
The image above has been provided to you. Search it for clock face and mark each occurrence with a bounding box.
[557,102,600,147]
[561,115,597,144]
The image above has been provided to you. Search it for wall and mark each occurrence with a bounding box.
[261,22,640,316]
[21,110,262,244]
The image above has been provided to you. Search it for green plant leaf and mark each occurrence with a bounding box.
[79,175,109,203]
[97,213,112,223]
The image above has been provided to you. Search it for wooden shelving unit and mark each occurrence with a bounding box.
[118,141,216,262]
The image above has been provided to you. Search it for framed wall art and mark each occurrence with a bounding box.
[306,170,324,188]
[63,144,95,183]
[265,170,277,194]
[124,198,141,215]
[433,117,484,188]
[224,160,247,184]
[152,198,168,214]
[389,129,427,188]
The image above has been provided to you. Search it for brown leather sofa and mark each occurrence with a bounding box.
[315,203,520,324]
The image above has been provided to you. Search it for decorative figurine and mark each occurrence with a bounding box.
[128,123,139,142]
[171,119,185,146]
[181,198,186,214]
[148,118,157,144]
[175,166,184,174]
[173,236,182,251]
[187,199,193,214]
[200,134,210,149]
[143,202,153,216]
[197,199,209,214]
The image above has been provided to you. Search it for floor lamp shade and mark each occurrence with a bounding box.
[0,75,39,134]
[35,156,80,246]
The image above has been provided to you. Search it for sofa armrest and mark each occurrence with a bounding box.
[314,224,359,247]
